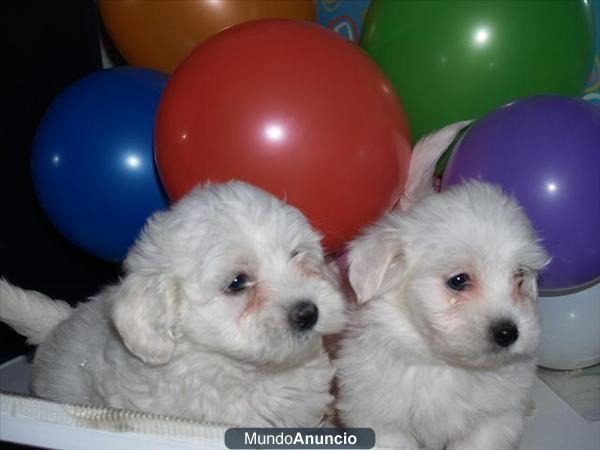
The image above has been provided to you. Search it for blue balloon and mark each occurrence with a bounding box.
[32,67,169,262]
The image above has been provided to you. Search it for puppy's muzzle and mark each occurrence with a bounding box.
[288,301,319,331]
[490,319,519,348]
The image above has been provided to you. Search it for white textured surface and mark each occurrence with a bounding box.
[538,365,600,422]
[1,357,599,449]
[520,377,600,450]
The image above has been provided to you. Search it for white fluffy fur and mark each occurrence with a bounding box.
[1,181,347,426]
[398,120,471,211]
[336,181,549,449]
[0,282,73,345]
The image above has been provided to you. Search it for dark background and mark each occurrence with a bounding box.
[0,1,126,364]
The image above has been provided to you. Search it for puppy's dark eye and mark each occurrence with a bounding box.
[447,273,471,292]
[226,273,250,293]
[290,248,301,259]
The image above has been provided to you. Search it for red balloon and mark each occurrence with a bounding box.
[156,19,411,252]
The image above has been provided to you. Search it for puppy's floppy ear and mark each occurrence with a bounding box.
[111,274,180,366]
[348,226,402,304]
[524,249,552,299]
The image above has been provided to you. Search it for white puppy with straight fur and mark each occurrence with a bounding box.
[1,181,346,426]
[335,126,549,449]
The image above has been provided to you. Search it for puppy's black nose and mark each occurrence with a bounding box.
[490,319,519,348]
[288,301,319,331]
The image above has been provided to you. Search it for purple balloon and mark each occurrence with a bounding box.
[442,96,600,292]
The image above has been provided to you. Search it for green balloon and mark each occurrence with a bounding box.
[361,0,596,143]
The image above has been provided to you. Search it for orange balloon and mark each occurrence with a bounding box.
[155,20,412,252]
[99,0,316,73]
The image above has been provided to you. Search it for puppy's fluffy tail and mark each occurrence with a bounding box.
[0,279,74,345]
[399,120,472,211]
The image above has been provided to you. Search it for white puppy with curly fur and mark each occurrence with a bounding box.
[336,126,549,449]
[1,181,346,426]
